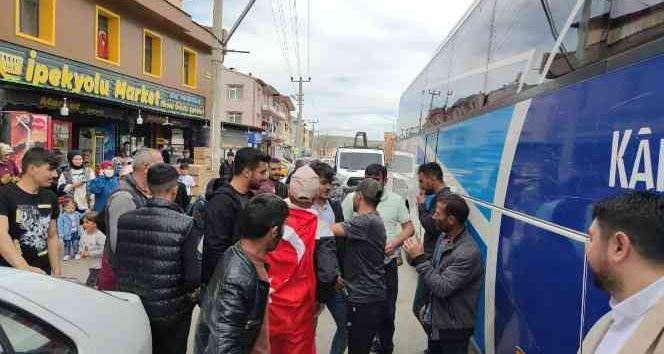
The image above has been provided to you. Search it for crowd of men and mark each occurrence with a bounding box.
[0,145,662,354]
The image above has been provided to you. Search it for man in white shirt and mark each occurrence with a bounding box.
[581,191,664,354]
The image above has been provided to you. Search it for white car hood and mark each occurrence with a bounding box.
[0,268,151,354]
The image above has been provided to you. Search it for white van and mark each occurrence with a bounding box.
[335,147,385,192]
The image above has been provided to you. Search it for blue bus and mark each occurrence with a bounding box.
[396,1,664,353]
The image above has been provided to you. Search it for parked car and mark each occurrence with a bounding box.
[0,267,152,354]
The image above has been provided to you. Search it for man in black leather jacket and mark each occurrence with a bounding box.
[195,194,289,354]
[115,163,200,354]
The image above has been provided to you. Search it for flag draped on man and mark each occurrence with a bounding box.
[267,166,320,354]
[268,206,318,354]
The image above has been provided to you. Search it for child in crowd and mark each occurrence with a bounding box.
[80,211,106,288]
[178,163,195,196]
[57,197,81,261]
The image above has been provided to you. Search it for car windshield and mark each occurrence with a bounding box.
[339,152,382,170]
[390,155,414,173]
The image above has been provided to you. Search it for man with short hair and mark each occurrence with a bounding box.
[342,163,414,354]
[0,147,61,276]
[195,194,289,354]
[310,160,347,354]
[404,194,484,354]
[97,148,163,290]
[332,178,387,354]
[115,163,199,354]
[203,147,270,284]
[580,191,664,354]
[220,150,235,183]
[413,162,451,328]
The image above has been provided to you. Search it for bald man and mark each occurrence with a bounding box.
[97,148,163,290]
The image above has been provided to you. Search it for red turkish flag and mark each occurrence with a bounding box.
[267,205,318,354]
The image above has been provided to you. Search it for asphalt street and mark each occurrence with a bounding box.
[62,255,429,354]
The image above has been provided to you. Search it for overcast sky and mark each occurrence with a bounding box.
[183,0,474,140]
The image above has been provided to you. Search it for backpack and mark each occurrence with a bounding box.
[185,195,206,289]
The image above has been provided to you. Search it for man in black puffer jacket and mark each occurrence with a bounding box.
[195,194,289,354]
[115,163,200,354]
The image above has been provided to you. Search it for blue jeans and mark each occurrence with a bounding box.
[326,289,348,354]
[64,232,80,257]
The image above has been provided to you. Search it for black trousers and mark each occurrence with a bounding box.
[375,259,399,353]
[428,338,469,354]
[347,301,384,354]
[151,314,192,354]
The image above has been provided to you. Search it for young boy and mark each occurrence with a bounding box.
[57,197,81,261]
[80,211,106,288]
[178,163,195,196]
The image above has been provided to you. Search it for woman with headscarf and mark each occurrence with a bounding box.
[58,150,96,212]
[0,143,19,185]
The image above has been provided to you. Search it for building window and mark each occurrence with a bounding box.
[226,85,243,100]
[95,6,120,65]
[183,47,198,88]
[143,29,162,77]
[15,0,56,46]
[226,112,242,124]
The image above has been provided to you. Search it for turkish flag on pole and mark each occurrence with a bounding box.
[267,206,318,354]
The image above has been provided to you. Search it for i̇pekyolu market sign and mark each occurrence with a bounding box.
[0,41,205,119]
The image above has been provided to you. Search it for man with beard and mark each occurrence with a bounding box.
[403,194,483,354]
[0,147,61,276]
[195,194,289,354]
[203,147,270,284]
[580,191,664,354]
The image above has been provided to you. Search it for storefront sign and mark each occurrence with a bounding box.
[0,41,205,119]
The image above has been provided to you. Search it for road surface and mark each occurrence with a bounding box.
[62,256,429,353]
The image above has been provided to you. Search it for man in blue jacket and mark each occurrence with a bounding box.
[87,160,119,213]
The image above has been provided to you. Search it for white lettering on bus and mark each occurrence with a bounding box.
[609,127,662,191]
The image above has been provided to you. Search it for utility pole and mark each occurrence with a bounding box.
[209,0,224,173]
[291,77,311,157]
[209,0,257,172]
[420,89,440,132]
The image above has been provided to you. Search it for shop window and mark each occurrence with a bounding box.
[143,29,162,78]
[95,6,120,65]
[15,0,56,46]
[226,85,243,100]
[226,112,242,124]
[183,47,198,88]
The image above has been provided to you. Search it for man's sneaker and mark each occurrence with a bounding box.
[63,255,70,261]
[74,254,82,260]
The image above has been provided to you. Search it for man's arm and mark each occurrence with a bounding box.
[330,223,346,237]
[386,221,415,255]
[405,237,481,300]
[47,220,61,277]
[107,192,136,253]
[203,196,235,282]
[205,281,250,354]
[0,216,45,274]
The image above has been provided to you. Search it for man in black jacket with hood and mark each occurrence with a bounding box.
[195,194,289,354]
[203,147,270,284]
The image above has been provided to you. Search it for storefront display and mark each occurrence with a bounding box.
[0,112,51,170]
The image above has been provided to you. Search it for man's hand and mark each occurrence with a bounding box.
[403,237,424,259]
[51,266,61,278]
[18,265,46,275]
[385,241,397,256]
[416,190,426,205]
[334,276,345,291]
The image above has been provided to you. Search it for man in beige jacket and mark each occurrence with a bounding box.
[580,191,664,354]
